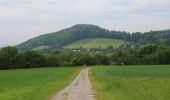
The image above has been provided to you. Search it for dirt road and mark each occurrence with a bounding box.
[51,68,95,100]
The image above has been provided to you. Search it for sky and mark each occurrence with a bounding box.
[0,0,170,47]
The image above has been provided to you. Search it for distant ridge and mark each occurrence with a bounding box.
[16,24,170,51]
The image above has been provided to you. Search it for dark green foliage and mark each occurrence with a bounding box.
[0,46,18,69]
[112,50,127,65]
[154,49,170,64]
[111,45,170,65]
[165,38,170,46]
[138,45,158,57]
[16,51,46,68]
[0,45,170,70]
[44,54,61,67]
[131,32,144,43]
[94,54,111,65]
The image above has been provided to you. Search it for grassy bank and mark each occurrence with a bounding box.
[0,67,81,100]
[90,65,170,100]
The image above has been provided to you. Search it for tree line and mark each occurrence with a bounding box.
[0,45,170,70]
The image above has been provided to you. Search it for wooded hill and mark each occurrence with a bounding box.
[16,24,170,51]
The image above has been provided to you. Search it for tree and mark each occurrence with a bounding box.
[0,46,18,69]
[94,54,111,65]
[154,48,170,64]
[70,53,84,66]
[16,51,46,68]
[165,39,170,46]
[111,50,127,65]
[45,54,61,67]
[138,45,158,57]
[131,32,143,43]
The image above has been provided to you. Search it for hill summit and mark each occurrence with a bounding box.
[16,24,127,51]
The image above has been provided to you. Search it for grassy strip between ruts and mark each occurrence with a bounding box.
[90,65,170,100]
[0,67,81,100]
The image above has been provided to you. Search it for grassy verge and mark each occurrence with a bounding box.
[90,65,170,100]
[0,67,81,100]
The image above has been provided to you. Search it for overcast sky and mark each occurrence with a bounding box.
[0,0,170,46]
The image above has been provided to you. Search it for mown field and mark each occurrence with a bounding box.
[90,65,170,100]
[0,67,81,100]
[64,38,128,49]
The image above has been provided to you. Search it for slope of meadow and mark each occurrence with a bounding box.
[90,65,170,100]
[32,45,50,51]
[0,67,81,100]
[64,38,128,49]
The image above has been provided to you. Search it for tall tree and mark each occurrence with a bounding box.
[0,46,18,69]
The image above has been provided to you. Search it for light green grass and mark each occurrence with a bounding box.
[90,65,170,100]
[64,38,128,49]
[32,45,50,50]
[0,67,81,100]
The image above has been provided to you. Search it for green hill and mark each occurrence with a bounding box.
[16,24,129,51]
[64,38,128,49]
[16,24,170,51]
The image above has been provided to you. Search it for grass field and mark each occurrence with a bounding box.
[64,38,128,49]
[32,45,50,51]
[90,65,170,100]
[0,67,81,100]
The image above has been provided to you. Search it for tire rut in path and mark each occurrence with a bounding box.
[51,68,95,100]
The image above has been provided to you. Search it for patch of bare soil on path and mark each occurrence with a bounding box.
[51,68,95,100]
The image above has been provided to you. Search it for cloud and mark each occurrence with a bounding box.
[134,0,170,6]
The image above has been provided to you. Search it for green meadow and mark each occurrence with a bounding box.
[64,38,128,49]
[90,65,170,100]
[0,67,80,100]
[32,45,50,51]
